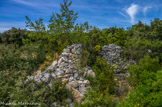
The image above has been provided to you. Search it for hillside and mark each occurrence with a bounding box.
[0,0,162,107]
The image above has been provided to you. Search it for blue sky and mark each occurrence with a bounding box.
[0,0,162,32]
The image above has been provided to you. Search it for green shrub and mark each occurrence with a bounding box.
[79,56,116,106]
[0,70,72,106]
[0,27,27,46]
[117,56,162,107]
[128,55,160,86]
[0,44,45,75]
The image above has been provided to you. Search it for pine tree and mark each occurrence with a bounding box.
[48,0,78,33]
[25,16,46,32]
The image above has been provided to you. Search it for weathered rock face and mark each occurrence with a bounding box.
[26,44,95,105]
[99,44,136,73]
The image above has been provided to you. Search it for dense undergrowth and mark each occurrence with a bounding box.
[0,0,162,106]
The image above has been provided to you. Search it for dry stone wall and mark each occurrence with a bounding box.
[26,44,95,105]
[99,44,136,73]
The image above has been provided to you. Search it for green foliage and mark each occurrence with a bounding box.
[118,56,162,107]
[25,16,46,32]
[102,27,127,47]
[0,44,45,75]
[0,0,162,106]
[125,19,162,62]
[91,56,115,92]
[0,27,27,46]
[48,0,78,33]
[78,89,116,107]
[0,69,72,106]
[74,22,93,33]
[128,55,160,86]
[79,56,116,106]
[0,43,71,106]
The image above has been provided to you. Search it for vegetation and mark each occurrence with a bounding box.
[117,56,162,107]
[0,0,161,106]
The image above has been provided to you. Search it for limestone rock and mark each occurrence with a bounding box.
[79,86,88,94]
[72,88,83,102]
[83,67,95,78]
[83,80,90,86]
[67,80,79,88]
[99,44,136,73]
[51,60,57,66]
[87,70,95,78]
[45,65,54,72]
[34,72,51,83]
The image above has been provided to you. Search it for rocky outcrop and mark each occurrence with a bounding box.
[26,44,95,105]
[99,44,136,73]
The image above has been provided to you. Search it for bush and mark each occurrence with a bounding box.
[0,44,45,75]
[117,56,162,107]
[79,56,116,106]
[0,27,27,46]
[0,70,72,106]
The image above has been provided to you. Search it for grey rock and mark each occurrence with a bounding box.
[69,103,74,107]
[74,73,79,79]
[79,77,84,81]
[78,80,83,84]
[148,49,152,53]
[51,73,56,79]
[36,72,44,78]
[65,98,72,103]
[58,58,62,65]
[87,70,95,78]
[45,65,54,72]
[83,80,90,85]
[59,62,68,68]
[67,81,79,88]
[51,60,57,66]
[79,86,87,94]
[69,77,74,82]
[65,68,73,74]
[34,72,51,83]
[63,48,70,53]
[27,76,34,81]
[52,102,57,106]
[83,72,87,77]
[56,68,64,73]
[40,73,51,83]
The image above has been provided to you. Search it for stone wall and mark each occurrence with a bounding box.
[26,44,95,106]
[99,44,136,73]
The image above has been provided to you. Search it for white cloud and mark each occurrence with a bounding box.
[143,6,152,16]
[11,0,59,10]
[125,4,139,24]
[11,0,35,6]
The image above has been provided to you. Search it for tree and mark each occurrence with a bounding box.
[25,16,46,32]
[0,27,27,46]
[48,0,78,33]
